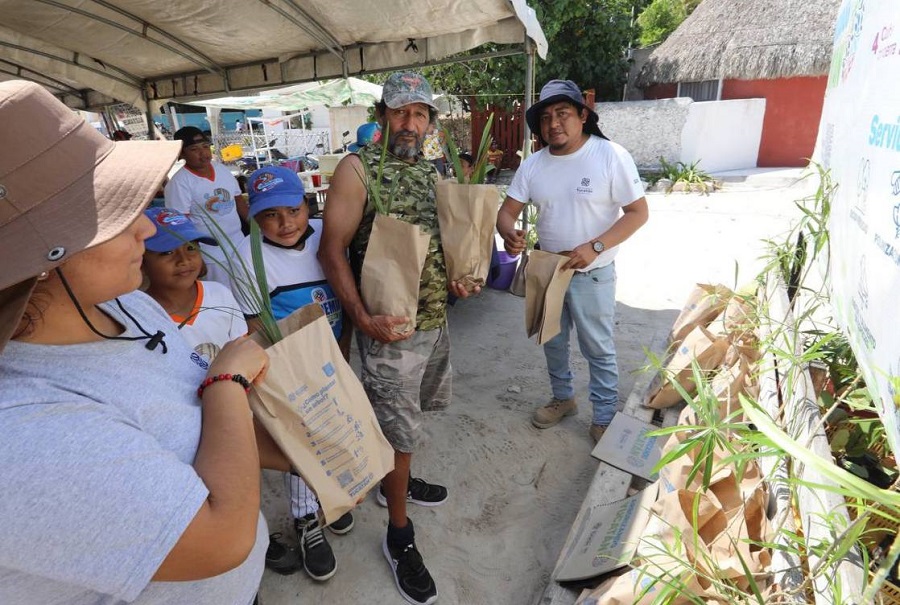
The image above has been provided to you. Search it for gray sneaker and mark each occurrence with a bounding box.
[532,398,576,429]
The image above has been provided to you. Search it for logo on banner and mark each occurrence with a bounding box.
[867,115,900,151]
[871,24,897,59]
[858,256,869,309]
[850,159,869,234]
[894,202,900,238]
[857,158,870,212]
[841,0,866,81]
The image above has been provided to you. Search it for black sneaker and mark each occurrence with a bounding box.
[382,536,438,605]
[265,533,300,575]
[327,511,355,535]
[376,476,449,508]
[295,513,336,581]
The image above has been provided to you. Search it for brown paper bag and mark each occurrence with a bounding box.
[648,326,730,408]
[360,213,430,333]
[435,181,499,291]
[508,250,528,297]
[578,565,710,605]
[524,250,574,344]
[711,353,752,418]
[250,304,395,524]
[657,428,764,505]
[707,294,756,341]
[670,284,733,346]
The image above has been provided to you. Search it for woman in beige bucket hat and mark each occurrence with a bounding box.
[0,81,284,603]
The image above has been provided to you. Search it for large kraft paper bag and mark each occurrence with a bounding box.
[647,325,729,408]
[659,427,765,500]
[361,213,430,334]
[639,490,769,601]
[577,565,711,605]
[670,284,733,346]
[435,181,499,292]
[711,353,753,418]
[250,304,395,524]
[707,294,757,342]
[525,250,574,344]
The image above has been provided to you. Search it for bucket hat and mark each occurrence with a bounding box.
[525,79,607,144]
[382,72,438,110]
[247,166,306,216]
[0,80,180,352]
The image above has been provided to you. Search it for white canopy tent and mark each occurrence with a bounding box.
[0,0,547,120]
[184,77,385,112]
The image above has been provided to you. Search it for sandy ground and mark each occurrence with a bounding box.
[259,173,816,605]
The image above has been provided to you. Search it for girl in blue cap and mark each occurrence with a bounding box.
[142,207,248,366]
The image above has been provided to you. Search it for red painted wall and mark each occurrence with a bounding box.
[639,76,826,167]
[642,83,678,100]
[722,76,827,167]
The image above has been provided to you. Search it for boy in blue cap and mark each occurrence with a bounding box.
[231,165,351,582]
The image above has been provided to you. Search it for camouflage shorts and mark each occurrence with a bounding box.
[357,325,451,453]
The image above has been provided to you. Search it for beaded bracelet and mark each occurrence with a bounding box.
[197,373,252,397]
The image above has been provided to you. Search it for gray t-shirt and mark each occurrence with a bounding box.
[0,291,266,604]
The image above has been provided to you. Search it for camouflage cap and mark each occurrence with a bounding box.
[381,72,438,110]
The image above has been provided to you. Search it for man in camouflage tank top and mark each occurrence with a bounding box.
[319,72,477,605]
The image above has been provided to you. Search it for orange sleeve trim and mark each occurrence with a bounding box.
[185,165,216,182]
[169,281,204,327]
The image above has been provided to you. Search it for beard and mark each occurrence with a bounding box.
[389,130,423,160]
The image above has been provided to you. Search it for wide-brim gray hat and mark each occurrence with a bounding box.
[525,79,606,143]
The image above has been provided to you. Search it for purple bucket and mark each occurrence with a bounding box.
[487,251,520,290]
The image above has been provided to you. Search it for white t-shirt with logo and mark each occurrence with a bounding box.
[164,162,243,286]
[169,280,248,365]
[507,136,644,272]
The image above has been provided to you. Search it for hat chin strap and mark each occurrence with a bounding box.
[55,268,167,353]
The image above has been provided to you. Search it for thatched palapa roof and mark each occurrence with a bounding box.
[637,0,841,87]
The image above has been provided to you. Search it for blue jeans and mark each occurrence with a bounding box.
[542,262,618,426]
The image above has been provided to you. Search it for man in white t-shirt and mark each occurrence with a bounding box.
[498,79,649,444]
[164,127,249,285]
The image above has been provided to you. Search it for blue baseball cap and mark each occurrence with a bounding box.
[247,166,305,216]
[144,207,216,252]
[348,122,382,152]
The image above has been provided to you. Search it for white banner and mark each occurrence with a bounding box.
[816,0,900,454]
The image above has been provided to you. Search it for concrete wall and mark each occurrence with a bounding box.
[597,97,692,169]
[682,99,765,173]
[596,97,765,172]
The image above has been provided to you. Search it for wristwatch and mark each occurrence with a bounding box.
[592,240,606,254]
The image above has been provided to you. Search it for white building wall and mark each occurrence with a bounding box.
[595,97,765,172]
[329,106,370,152]
[681,99,765,173]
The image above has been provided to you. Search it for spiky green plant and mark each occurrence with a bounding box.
[443,113,495,184]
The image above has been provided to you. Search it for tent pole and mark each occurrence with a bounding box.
[520,33,535,240]
[143,90,156,140]
[523,35,534,143]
